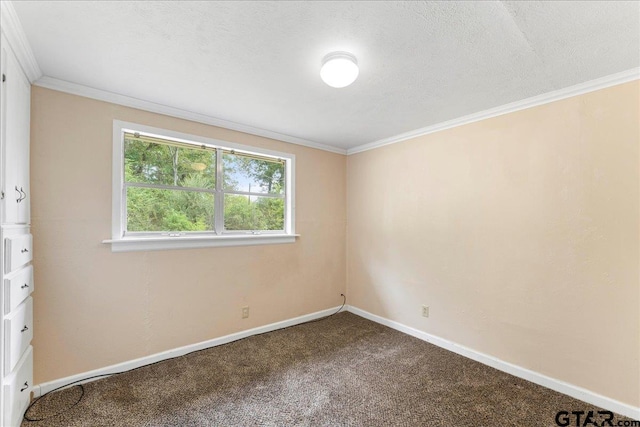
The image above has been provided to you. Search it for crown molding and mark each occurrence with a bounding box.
[347,67,640,155]
[0,1,42,83]
[31,66,640,158]
[33,76,348,155]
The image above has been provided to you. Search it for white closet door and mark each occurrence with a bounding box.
[1,40,31,226]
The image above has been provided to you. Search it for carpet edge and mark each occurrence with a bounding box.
[33,306,344,398]
[346,305,640,421]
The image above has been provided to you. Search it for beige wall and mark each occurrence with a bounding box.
[30,87,347,384]
[31,81,639,408]
[347,81,640,406]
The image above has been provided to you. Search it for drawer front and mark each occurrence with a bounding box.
[3,346,33,427]
[4,297,33,375]
[4,266,34,314]
[4,234,32,274]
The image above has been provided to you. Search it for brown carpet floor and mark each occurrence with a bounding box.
[23,312,632,427]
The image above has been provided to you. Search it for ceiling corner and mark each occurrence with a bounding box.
[1,0,43,83]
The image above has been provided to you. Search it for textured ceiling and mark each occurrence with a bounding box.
[11,1,640,150]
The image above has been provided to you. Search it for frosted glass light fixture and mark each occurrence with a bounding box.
[320,52,359,88]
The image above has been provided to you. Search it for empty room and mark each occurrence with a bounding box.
[0,1,638,426]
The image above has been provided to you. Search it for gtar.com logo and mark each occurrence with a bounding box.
[555,410,639,427]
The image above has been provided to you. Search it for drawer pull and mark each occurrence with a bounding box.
[21,248,29,253]
[20,325,28,333]
[15,186,22,203]
[21,283,29,289]
[20,381,29,392]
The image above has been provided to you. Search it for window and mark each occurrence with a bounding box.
[106,121,296,251]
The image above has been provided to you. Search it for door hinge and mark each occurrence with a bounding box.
[0,191,4,200]
[2,74,5,82]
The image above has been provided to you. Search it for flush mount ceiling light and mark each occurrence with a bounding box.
[320,52,359,88]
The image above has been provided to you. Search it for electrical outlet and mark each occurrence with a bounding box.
[422,305,429,318]
[242,306,249,319]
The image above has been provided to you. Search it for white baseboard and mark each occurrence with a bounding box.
[34,305,343,397]
[33,304,640,420]
[346,305,640,421]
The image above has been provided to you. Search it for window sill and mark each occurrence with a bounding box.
[102,234,299,252]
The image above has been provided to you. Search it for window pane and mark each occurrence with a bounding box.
[224,195,284,231]
[124,138,216,188]
[223,152,284,194]
[127,187,215,232]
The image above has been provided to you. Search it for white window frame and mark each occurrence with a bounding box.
[103,120,297,252]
